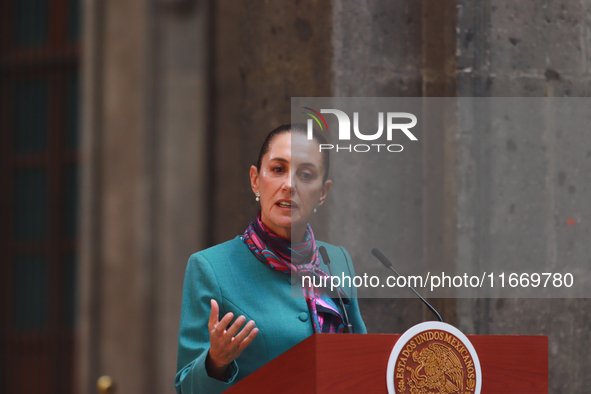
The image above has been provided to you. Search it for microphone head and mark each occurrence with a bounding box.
[371,248,393,268]
[318,246,331,265]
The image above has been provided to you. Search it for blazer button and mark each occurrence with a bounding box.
[299,312,309,322]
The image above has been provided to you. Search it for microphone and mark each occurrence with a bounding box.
[371,248,443,323]
[318,246,354,333]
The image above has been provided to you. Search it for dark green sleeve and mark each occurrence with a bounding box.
[175,253,239,393]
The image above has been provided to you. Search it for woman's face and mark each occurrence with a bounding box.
[250,132,331,241]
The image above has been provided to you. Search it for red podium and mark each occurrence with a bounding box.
[225,334,548,393]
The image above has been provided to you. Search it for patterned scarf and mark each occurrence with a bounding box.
[242,212,348,333]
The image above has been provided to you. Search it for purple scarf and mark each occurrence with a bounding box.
[242,213,347,333]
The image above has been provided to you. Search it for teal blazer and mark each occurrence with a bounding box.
[175,236,367,393]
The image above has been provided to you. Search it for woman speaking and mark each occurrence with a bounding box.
[175,124,367,393]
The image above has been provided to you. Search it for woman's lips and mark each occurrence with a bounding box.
[277,200,297,209]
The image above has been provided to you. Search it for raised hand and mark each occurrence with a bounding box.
[205,299,259,380]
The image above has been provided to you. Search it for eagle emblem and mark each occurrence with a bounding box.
[407,343,464,394]
[387,323,481,394]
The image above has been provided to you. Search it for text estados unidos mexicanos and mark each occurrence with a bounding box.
[301,272,574,292]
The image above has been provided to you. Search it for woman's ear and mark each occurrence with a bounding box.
[250,165,260,194]
[316,180,332,207]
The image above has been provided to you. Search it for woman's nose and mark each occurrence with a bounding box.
[284,173,295,196]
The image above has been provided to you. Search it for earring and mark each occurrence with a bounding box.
[313,204,318,213]
[255,192,260,202]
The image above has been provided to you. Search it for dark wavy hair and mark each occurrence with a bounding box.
[256,123,330,183]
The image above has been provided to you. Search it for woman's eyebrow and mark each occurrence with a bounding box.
[299,162,317,168]
[269,157,288,164]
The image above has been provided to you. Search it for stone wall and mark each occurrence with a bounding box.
[456,1,591,391]
[78,0,591,392]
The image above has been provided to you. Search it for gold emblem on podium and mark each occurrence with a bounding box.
[387,322,482,394]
